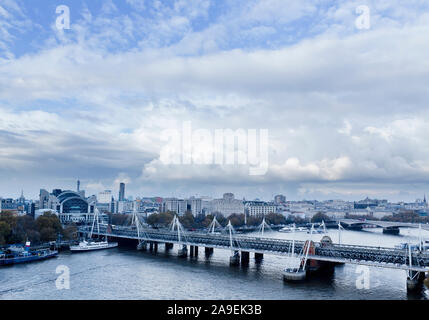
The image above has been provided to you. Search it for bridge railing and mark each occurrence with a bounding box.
[78,225,429,268]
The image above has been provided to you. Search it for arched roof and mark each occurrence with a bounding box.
[57,191,86,203]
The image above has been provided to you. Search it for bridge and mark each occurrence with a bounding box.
[338,218,429,234]
[78,215,429,291]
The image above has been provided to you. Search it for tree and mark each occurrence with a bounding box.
[36,212,62,242]
[247,216,262,226]
[108,214,129,226]
[265,213,286,225]
[311,212,331,223]
[147,211,174,227]
[0,221,11,245]
[63,224,78,240]
[179,211,195,229]
[229,214,245,227]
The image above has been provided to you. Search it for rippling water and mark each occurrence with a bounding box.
[1,228,428,300]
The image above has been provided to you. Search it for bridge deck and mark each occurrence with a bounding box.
[80,226,429,272]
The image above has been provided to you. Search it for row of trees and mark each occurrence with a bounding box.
[145,211,306,230]
[345,210,429,223]
[0,211,77,245]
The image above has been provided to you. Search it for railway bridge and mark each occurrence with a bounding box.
[78,217,429,291]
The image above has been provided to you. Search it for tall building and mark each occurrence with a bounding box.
[119,183,125,201]
[77,180,80,192]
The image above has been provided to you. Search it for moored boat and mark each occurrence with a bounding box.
[70,208,118,253]
[70,240,118,252]
[0,242,58,266]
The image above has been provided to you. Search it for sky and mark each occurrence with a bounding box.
[1,0,429,202]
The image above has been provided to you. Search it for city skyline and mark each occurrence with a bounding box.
[1,181,429,204]
[2,1,429,202]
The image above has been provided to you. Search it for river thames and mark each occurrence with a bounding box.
[1,228,428,300]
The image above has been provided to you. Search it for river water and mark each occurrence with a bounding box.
[1,227,428,300]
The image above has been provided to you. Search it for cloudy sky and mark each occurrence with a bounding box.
[1,0,429,201]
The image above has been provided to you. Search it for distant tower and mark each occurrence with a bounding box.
[119,182,125,201]
[77,179,80,192]
[19,190,25,203]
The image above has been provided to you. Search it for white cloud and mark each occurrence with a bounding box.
[1,0,429,200]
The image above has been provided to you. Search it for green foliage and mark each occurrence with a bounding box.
[63,224,78,240]
[265,213,287,225]
[228,214,245,227]
[0,211,64,245]
[311,212,331,223]
[107,213,129,226]
[382,210,421,223]
[247,216,262,226]
[179,211,195,229]
[147,211,175,227]
[36,212,62,242]
[0,221,11,245]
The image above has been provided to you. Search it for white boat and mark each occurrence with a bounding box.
[279,225,308,233]
[71,208,118,253]
[70,240,118,252]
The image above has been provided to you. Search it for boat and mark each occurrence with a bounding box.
[70,208,118,253]
[279,225,307,233]
[70,239,118,252]
[0,242,58,266]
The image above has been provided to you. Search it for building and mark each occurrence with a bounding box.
[98,190,113,204]
[0,198,18,212]
[160,197,203,217]
[245,201,277,218]
[274,194,286,204]
[38,188,98,224]
[119,183,125,201]
[187,197,202,217]
[161,198,187,215]
[208,193,244,217]
[117,200,134,214]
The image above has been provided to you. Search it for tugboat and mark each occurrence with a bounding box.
[0,241,58,266]
[70,209,118,253]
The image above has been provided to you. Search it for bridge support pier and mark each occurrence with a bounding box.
[205,247,213,256]
[241,251,249,265]
[255,253,264,262]
[149,242,154,251]
[137,241,147,251]
[230,251,240,266]
[190,246,194,257]
[165,243,173,250]
[154,242,158,252]
[194,246,198,256]
[407,271,426,291]
[178,245,188,257]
